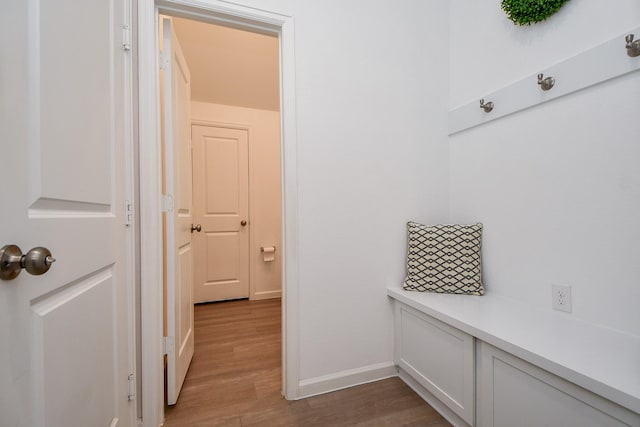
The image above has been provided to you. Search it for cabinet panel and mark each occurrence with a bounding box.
[396,304,475,425]
[477,342,640,427]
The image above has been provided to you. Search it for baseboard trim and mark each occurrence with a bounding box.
[298,362,398,399]
[252,290,282,300]
[399,368,471,427]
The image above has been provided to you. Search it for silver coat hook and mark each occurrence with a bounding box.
[537,73,555,91]
[625,34,640,57]
[479,99,494,113]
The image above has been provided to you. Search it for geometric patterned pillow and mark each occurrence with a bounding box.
[403,221,484,295]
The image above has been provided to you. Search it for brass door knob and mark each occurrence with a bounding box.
[240,220,247,227]
[191,224,202,233]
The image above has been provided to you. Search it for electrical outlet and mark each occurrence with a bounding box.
[552,284,572,313]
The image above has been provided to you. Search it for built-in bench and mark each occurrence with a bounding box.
[388,286,640,427]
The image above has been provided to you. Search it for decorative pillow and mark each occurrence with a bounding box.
[404,221,484,295]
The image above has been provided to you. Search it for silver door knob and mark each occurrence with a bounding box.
[0,245,56,281]
[240,220,247,227]
[191,224,202,233]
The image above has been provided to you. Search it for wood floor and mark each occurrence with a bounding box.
[164,299,451,427]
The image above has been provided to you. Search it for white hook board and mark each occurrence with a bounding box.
[448,26,640,136]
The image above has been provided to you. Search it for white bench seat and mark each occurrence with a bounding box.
[388,286,640,415]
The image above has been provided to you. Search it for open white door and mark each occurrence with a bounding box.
[0,0,134,426]
[160,16,195,405]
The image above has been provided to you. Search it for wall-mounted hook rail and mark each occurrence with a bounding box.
[449,27,640,135]
[479,99,494,113]
[537,73,555,91]
[625,34,640,57]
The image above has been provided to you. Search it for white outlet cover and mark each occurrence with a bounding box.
[552,284,572,313]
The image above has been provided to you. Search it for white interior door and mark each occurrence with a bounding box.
[161,16,195,405]
[0,1,134,426]
[192,125,250,303]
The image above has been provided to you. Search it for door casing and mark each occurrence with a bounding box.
[137,1,300,426]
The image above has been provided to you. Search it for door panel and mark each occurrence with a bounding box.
[193,125,249,303]
[206,139,241,213]
[0,0,133,426]
[161,16,194,406]
[179,244,193,345]
[37,0,113,205]
[207,232,241,281]
[31,269,116,426]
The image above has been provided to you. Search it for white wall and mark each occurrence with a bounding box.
[198,0,450,385]
[449,0,640,337]
[191,101,282,300]
[292,0,449,382]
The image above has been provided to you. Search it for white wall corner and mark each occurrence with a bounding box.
[297,362,398,400]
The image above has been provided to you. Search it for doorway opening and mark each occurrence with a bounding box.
[138,2,299,425]
[158,12,283,415]
[173,16,283,304]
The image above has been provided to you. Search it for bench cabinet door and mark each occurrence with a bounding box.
[477,342,640,427]
[395,304,475,425]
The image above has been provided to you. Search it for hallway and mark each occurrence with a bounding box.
[163,299,450,426]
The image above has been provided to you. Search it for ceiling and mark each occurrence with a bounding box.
[172,17,280,111]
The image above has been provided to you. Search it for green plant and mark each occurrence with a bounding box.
[501,0,569,26]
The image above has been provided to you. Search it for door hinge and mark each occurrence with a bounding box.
[127,373,136,401]
[124,200,134,226]
[122,24,131,52]
[163,336,174,356]
[159,51,169,70]
[162,194,174,213]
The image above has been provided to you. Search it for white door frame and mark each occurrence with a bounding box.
[137,1,299,425]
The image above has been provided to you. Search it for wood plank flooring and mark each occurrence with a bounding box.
[164,299,451,427]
